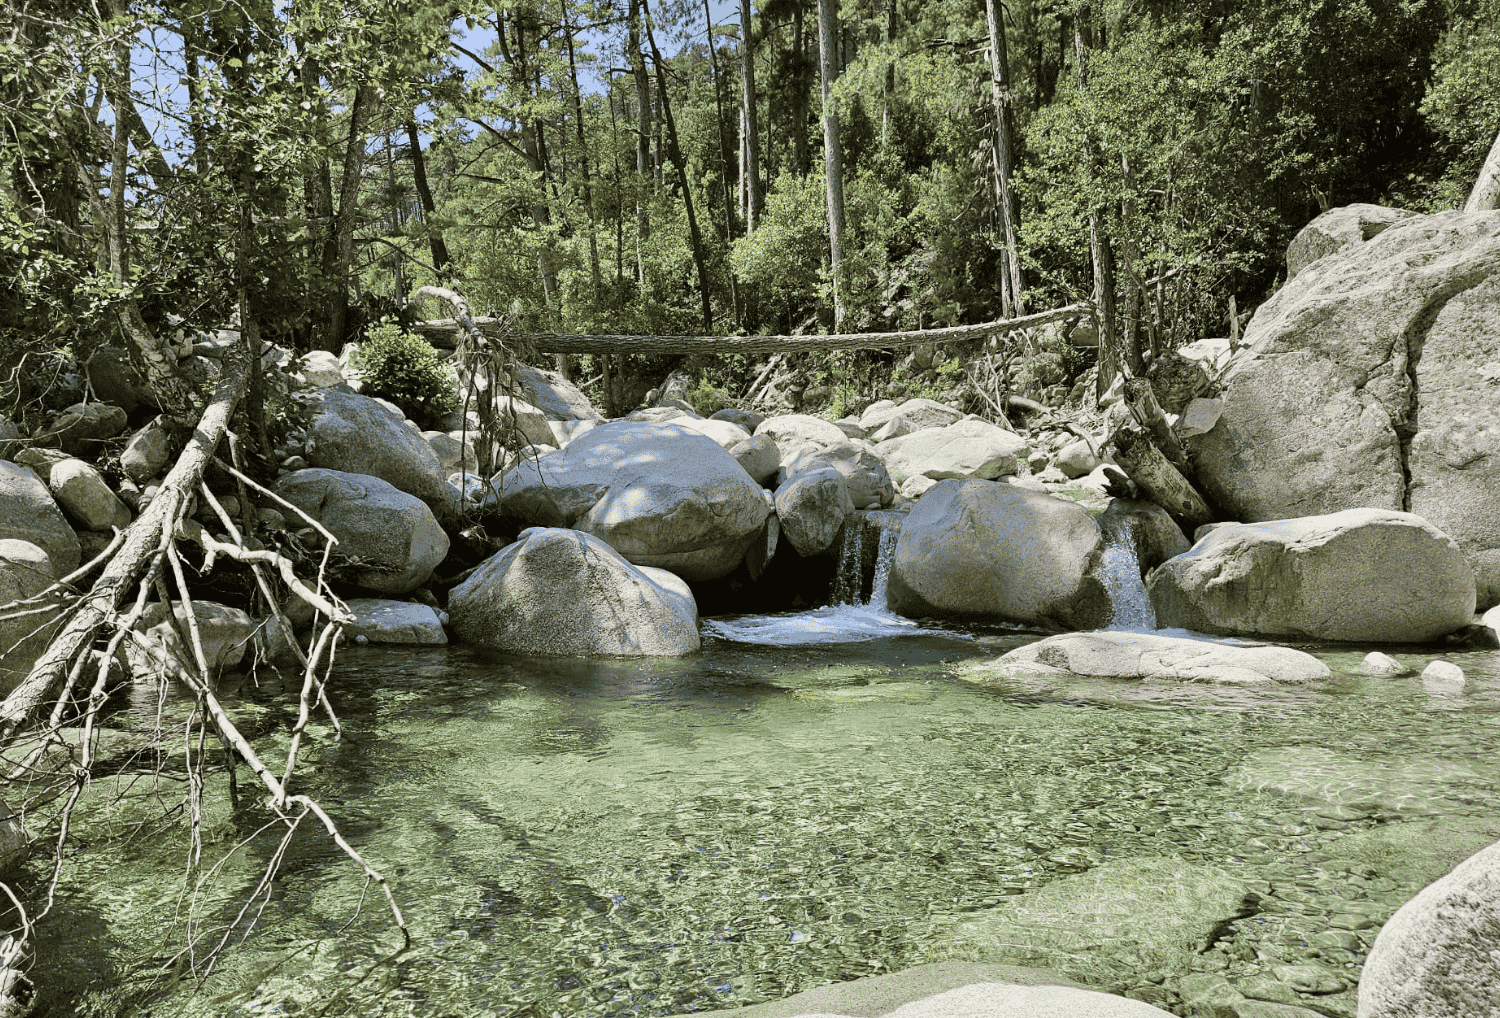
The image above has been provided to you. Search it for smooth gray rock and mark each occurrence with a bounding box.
[711,407,765,433]
[127,600,256,676]
[784,439,895,508]
[274,469,449,594]
[1147,509,1476,642]
[1358,837,1500,1018]
[756,413,849,470]
[0,460,80,576]
[121,418,172,483]
[678,416,752,450]
[515,364,604,421]
[966,631,1330,685]
[1190,209,1500,607]
[448,528,698,656]
[860,397,963,439]
[343,599,447,645]
[33,401,127,455]
[732,433,782,486]
[488,421,771,581]
[0,540,63,694]
[48,458,130,532]
[301,390,453,520]
[774,981,1177,1018]
[887,479,1110,630]
[880,418,1028,483]
[775,465,854,557]
[1285,203,1416,278]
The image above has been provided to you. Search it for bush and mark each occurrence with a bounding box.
[347,323,458,430]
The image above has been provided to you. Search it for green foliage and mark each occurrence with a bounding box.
[347,323,459,430]
[683,377,732,417]
[1416,0,1500,209]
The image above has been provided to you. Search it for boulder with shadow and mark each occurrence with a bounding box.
[448,528,699,656]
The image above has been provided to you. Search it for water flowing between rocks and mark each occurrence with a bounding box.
[29,531,1500,1018]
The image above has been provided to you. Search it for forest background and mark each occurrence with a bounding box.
[3,0,1499,427]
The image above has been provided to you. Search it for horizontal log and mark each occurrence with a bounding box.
[410,304,1092,354]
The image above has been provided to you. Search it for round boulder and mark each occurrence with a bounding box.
[887,479,1110,629]
[302,390,454,520]
[448,528,699,656]
[488,421,772,581]
[1146,509,1475,642]
[880,418,1029,484]
[775,465,855,558]
[274,468,449,594]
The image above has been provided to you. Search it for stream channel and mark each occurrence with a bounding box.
[30,533,1500,1018]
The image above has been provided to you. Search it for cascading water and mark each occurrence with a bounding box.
[1097,519,1158,631]
[706,514,934,644]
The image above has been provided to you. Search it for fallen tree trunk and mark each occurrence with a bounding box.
[1121,377,1195,482]
[0,343,251,742]
[411,303,1093,355]
[1109,422,1215,530]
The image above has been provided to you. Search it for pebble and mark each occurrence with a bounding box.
[1308,929,1361,952]
[354,634,368,646]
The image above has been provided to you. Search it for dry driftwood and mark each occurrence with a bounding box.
[1110,421,1214,529]
[1121,377,1195,482]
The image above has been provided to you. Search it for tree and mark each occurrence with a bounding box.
[815,0,848,327]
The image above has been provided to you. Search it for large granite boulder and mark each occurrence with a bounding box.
[0,540,64,694]
[775,465,855,557]
[755,414,849,476]
[1358,837,1500,1018]
[301,390,455,519]
[448,528,699,656]
[887,480,1110,629]
[274,469,449,594]
[785,439,896,509]
[1284,203,1417,278]
[859,397,963,441]
[1147,509,1475,642]
[0,461,81,575]
[1189,208,1500,607]
[487,421,772,581]
[966,632,1331,685]
[879,418,1028,485]
[343,599,447,645]
[33,401,128,456]
[515,364,604,421]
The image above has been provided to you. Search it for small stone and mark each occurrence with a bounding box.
[1308,929,1361,952]
[354,634,369,645]
[282,455,307,471]
[1421,660,1466,685]
[1271,963,1346,994]
[259,508,286,529]
[1360,651,1409,676]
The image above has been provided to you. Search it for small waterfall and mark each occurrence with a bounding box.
[831,523,866,605]
[1097,520,1157,631]
[867,526,898,611]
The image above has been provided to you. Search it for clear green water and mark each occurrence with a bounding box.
[30,618,1500,1018]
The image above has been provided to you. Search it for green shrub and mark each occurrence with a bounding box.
[347,322,458,430]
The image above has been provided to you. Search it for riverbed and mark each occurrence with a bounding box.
[27,606,1500,1018]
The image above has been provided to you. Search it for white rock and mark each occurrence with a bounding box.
[48,458,130,532]
[1360,651,1409,676]
[1420,660,1466,685]
[344,599,448,645]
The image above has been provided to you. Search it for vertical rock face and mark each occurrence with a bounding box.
[1190,209,1500,607]
[1146,509,1476,643]
[886,479,1109,630]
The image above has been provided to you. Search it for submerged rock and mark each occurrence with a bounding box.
[1146,509,1475,642]
[967,632,1330,685]
[448,528,699,657]
[934,856,1251,984]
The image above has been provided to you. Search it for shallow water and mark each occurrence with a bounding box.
[31,623,1500,1018]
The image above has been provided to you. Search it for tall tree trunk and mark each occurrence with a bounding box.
[644,0,714,331]
[881,0,896,145]
[985,0,1025,316]
[1117,153,1145,375]
[629,0,652,281]
[739,0,763,232]
[816,0,848,327]
[792,3,810,177]
[405,120,451,277]
[319,84,373,353]
[563,5,603,294]
[703,0,740,322]
[1073,6,1117,398]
